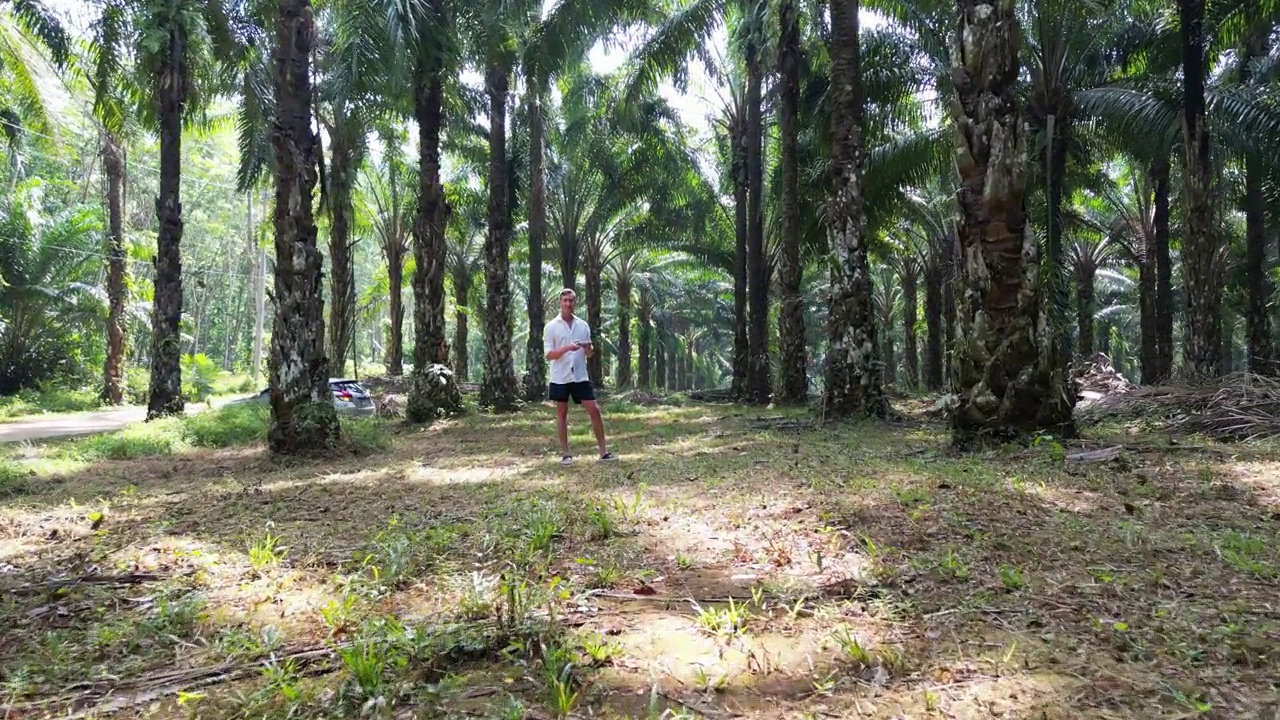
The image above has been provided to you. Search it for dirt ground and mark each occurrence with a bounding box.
[1,399,1278,719]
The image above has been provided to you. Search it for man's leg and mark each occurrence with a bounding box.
[582,400,609,457]
[556,401,570,457]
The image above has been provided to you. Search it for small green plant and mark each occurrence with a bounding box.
[690,597,751,637]
[923,689,940,711]
[998,564,1025,590]
[320,593,359,634]
[831,626,873,668]
[248,529,288,571]
[674,552,695,570]
[587,504,615,540]
[938,548,970,580]
[180,353,221,402]
[579,633,621,666]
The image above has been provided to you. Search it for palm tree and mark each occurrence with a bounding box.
[364,129,412,375]
[445,183,485,382]
[823,0,886,419]
[89,0,241,420]
[268,0,340,453]
[0,187,101,394]
[1178,0,1219,377]
[1241,29,1272,375]
[775,0,805,404]
[949,0,1073,445]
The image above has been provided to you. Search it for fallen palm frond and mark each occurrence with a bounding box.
[1078,372,1280,441]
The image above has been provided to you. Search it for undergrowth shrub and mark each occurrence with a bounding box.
[186,403,269,447]
[0,462,32,498]
[0,387,101,420]
[342,417,391,454]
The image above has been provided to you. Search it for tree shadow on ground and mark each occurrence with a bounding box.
[1,402,1278,719]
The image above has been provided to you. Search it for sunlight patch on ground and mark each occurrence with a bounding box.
[1012,481,1108,514]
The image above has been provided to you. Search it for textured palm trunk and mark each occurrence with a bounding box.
[1076,262,1096,358]
[1043,116,1072,363]
[523,82,547,398]
[923,261,943,389]
[386,243,405,374]
[412,60,449,372]
[880,301,895,387]
[146,26,187,420]
[948,0,1073,445]
[731,118,748,400]
[479,60,519,411]
[1138,221,1158,382]
[1179,0,1219,378]
[617,276,633,387]
[585,246,604,385]
[102,131,127,405]
[638,286,652,388]
[655,322,667,390]
[776,0,806,404]
[268,0,340,454]
[1152,156,1173,380]
[745,31,770,405]
[1244,34,1272,375]
[902,264,919,389]
[824,0,885,418]
[559,234,579,292]
[453,269,470,382]
[327,124,356,375]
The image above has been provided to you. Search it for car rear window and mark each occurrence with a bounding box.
[331,382,366,394]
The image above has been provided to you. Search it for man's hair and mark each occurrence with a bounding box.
[559,288,576,300]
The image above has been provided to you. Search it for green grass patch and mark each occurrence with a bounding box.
[0,461,33,498]
[0,388,103,422]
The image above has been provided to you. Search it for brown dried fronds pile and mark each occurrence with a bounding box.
[1081,372,1280,441]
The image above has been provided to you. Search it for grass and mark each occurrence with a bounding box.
[1,399,1278,719]
[0,387,102,422]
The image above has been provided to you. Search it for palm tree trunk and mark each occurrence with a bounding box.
[268,0,340,453]
[1076,262,1096,358]
[880,301,895,387]
[146,24,187,420]
[1138,215,1158,383]
[638,286,652,388]
[923,260,943,390]
[903,263,919,389]
[584,247,604,385]
[745,22,770,405]
[480,59,519,411]
[1152,155,1173,381]
[327,122,356,375]
[102,131,127,405]
[949,0,1073,445]
[386,241,405,375]
[559,234,578,292]
[412,58,449,374]
[1046,119,1072,362]
[453,269,470,382]
[523,81,547,398]
[1244,32,1272,375]
[1179,0,1219,378]
[824,0,885,418]
[617,275,633,388]
[731,117,748,399]
[776,0,806,404]
[655,321,667,391]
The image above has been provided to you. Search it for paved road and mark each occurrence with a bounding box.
[0,401,231,444]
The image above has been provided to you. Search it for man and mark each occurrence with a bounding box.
[544,288,616,464]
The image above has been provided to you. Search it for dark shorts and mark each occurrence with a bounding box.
[549,381,595,404]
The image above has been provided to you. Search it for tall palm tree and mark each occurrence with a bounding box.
[824,0,885,418]
[364,129,412,375]
[1178,0,1219,377]
[775,0,805,404]
[90,0,240,420]
[949,0,1073,445]
[269,0,340,453]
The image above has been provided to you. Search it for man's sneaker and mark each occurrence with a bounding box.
[560,455,573,466]
[598,452,617,462]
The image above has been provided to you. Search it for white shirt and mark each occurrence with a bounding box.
[544,314,592,385]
